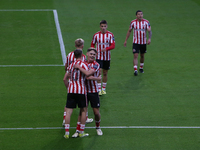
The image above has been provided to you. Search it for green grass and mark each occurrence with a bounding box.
[0,0,200,150]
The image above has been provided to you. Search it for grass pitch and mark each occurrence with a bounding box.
[0,0,200,150]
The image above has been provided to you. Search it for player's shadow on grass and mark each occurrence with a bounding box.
[43,129,102,150]
[120,73,144,93]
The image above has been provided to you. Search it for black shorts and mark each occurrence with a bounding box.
[132,43,147,54]
[87,92,100,108]
[66,93,87,108]
[96,59,110,70]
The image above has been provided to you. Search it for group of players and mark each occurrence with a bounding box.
[62,10,152,139]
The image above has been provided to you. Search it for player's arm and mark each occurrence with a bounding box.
[86,75,101,81]
[101,37,115,52]
[91,35,96,48]
[65,57,69,72]
[74,64,95,76]
[65,63,68,72]
[101,43,115,52]
[124,28,132,47]
[63,72,70,89]
[91,41,95,48]
[147,27,152,45]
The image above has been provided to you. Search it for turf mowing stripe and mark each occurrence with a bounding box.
[0,65,64,67]
[1,126,200,130]
[53,9,66,65]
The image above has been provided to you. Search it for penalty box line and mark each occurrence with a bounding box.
[0,65,64,67]
[0,9,54,11]
[1,126,200,131]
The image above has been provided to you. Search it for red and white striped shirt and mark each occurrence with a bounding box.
[91,31,115,61]
[130,19,151,44]
[66,51,86,67]
[67,60,88,94]
[85,61,100,93]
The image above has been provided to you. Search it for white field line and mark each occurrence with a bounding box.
[0,126,200,131]
[53,10,66,65]
[0,65,64,67]
[0,9,54,11]
[0,9,66,67]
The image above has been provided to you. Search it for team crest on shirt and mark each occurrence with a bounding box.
[93,64,98,69]
[112,37,115,41]
[148,22,150,26]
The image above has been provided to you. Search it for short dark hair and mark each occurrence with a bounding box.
[136,10,142,15]
[87,47,97,53]
[74,49,82,58]
[100,20,107,25]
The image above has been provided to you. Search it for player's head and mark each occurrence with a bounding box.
[87,48,97,62]
[75,38,84,49]
[136,10,143,21]
[100,20,107,25]
[74,49,83,59]
[100,20,107,33]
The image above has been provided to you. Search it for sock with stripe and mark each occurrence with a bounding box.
[65,124,70,135]
[98,83,101,92]
[102,82,107,91]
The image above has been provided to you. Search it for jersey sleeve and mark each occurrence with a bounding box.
[91,34,96,48]
[81,62,89,71]
[106,35,115,51]
[147,21,151,29]
[129,21,134,29]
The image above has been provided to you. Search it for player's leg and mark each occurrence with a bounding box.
[139,44,146,73]
[102,69,108,94]
[133,44,139,76]
[78,94,89,137]
[139,53,145,73]
[62,107,67,126]
[93,107,103,135]
[64,108,73,139]
[64,93,76,139]
[101,61,110,94]
[72,112,81,138]
[89,92,103,135]
[133,53,139,76]
[79,107,89,137]
[96,60,103,95]
[86,108,93,123]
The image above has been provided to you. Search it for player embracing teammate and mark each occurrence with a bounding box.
[63,47,103,138]
[62,13,151,138]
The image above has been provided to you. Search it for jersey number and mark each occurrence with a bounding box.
[72,69,79,81]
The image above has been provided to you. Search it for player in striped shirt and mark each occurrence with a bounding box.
[64,38,86,72]
[62,38,93,127]
[124,10,152,76]
[63,49,95,138]
[72,48,103,137]
[91,20,115,95]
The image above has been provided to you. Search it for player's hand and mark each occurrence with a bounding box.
[97,75,102,81]
[147,39,151,45]
[74,64,80,69]
[124,41,127,47]
[101,48,107,52]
